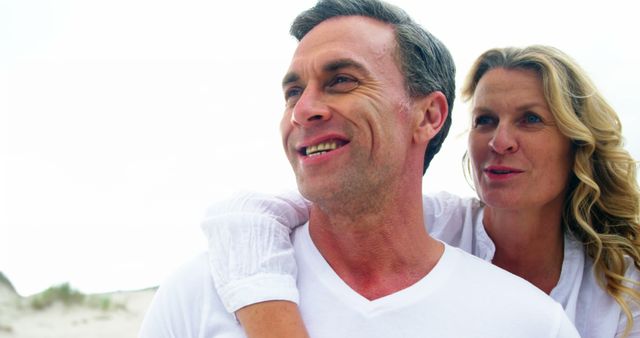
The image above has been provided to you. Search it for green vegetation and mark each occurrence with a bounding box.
[30,283,85,310]
[28,282,128,311]
[85,294,127,311]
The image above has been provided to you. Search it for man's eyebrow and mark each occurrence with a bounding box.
[282,73,300,88]
[323,59,368,74]
[281,59,369,88]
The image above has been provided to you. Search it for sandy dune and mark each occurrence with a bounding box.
[0,278,156,338]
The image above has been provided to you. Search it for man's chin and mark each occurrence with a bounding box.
[296,179,342,204]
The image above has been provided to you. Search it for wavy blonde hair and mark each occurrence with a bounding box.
[461,45,640,336]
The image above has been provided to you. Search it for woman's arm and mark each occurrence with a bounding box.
[201,190,310,337]
[236,301,310,338]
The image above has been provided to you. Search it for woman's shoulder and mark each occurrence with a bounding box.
[423,191,482,215]
[422,192,487,254]
[565,235,640,285]
[423,192,482,229]
[561,236,640,337]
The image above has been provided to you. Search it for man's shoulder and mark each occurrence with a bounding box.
[446,245,562,307]
[139,252,244,338]
[449,245,530,287]
[442,246,579,336]
[153,253,209,289]
[146,252,214,312]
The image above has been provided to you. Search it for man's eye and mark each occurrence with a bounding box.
[327,75,359,93]
[284,87,303,103]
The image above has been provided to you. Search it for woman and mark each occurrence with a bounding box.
[202,45,640,337]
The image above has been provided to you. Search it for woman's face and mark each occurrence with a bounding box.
[468,67,573,212]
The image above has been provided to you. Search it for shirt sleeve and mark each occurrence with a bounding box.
[616,263,640,338]
[200,190,310,313]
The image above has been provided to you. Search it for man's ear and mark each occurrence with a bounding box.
[412,91,448,145]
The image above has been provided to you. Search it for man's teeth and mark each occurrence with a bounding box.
[306,141,338,156]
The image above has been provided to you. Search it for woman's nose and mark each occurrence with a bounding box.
[489,124,518,154]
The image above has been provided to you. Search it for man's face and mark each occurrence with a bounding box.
[280,16,416,204]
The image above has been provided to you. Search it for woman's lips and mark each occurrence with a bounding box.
[483,166,524,180]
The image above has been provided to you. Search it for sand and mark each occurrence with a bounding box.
[0,280,156,338]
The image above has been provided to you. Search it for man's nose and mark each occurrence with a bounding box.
[488,124,519,154]
[291,87,332,126]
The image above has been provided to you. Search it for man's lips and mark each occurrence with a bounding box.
[297,138,349,157]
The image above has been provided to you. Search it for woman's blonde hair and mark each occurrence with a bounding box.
[461,45,640,336]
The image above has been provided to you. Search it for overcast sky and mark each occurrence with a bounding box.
[2,0,639,296]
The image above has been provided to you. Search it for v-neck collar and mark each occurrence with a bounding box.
[293,223,459,316]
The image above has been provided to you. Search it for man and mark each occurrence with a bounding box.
[139,0,579,337]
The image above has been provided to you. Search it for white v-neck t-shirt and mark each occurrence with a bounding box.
[139,222,579,338]
[292,224,578,338]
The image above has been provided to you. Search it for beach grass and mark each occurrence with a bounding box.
[30,283,85,310]
[28,283,127,311]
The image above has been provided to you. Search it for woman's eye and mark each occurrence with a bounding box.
[522,113,542,124]
[473,115,495,128]
[327,75,359,93]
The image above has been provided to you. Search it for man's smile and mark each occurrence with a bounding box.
[303,139,348,156]
[298,138,349,157]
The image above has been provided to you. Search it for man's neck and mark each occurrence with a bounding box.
[307,192,443,300]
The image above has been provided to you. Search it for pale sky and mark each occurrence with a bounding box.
[1,0,639,296]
